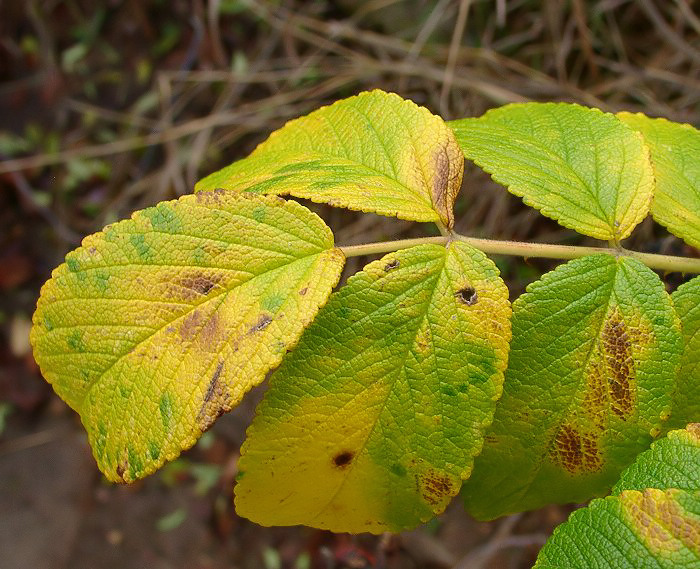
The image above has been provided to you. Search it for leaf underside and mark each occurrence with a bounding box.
[31,192,345,482]
[535,424,700,569]
[618,112,700,249]
[235,242,511,533]
[462,254,683,520]
[196,90,464,229]
[449,103,654,241]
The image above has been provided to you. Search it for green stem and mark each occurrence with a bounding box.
[338,234,700,274]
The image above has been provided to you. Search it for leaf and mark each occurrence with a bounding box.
[449,103,654,241]
[618,112,700,249]
[613,423,700,493]
[196,90,464,229]
[535,425,700,569]
[30,192,345,483]
[668,277,700,430]
[461,254,683,520]
[234,242,511,533]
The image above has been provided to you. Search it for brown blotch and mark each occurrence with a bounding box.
[602,310,635,419]
[550,424,602,474]
[333,451,354,468]
[179,310,203,342]
[248,313,272,335]
[384,259,400,272]
[298,287,308,296]
[199,312,220,344]
[418,469,457,506]
[165,269,222,302]
[115,459,128,482]
[455,286,478,306]
[431,145,454,229]
[197,361,230,432]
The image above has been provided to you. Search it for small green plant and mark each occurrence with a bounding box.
[31,91,700,565]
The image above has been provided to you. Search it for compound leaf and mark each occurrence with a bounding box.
[196,90,464,229]
[618,112,700,249]
[449,103,654,241]
[536,425,700,569]
[235,242,511,533]
[668,277,700,430]
[31,192,345,482]
[462,254,683,520]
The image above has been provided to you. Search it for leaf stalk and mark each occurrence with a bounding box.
[338,234,700,274]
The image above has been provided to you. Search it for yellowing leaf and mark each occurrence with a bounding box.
[618,112,700,249]
[235,242,511,533]
[536,425,700,569]
[31,192,345,482]
[196,90,464,229]
[449,103,654,241]
[462,254,683,520]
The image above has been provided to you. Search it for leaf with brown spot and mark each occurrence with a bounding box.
[536,425,700,568]
[30,192,345,483]
[235,242,511,533]
[196,90,464,229]
[463,254,683,520]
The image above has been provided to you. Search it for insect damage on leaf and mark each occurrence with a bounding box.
[455,286,478,306]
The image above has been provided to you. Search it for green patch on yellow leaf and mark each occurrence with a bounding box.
[31,192,345,482]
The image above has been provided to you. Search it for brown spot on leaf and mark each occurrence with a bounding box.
[455,286,478,306]
[164,270,223,302]
[623,489,700,553]
[115,458,128,482]
[298,287,308,296]
[199,312,220,344]
[431,145,453,229]
[173,272,222,301]
[602,310,634,419]
[197,361,230,432]
[550,424,602,474]
[179,310,203,342]
[332,451,354,468]
[417,469,458,506]
[248,313,272,334]
[384,259,400,271]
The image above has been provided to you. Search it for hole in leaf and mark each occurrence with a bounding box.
[384,259,400,271]
[455,286,478,306]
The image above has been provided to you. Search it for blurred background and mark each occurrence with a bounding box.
[1,1,698,568]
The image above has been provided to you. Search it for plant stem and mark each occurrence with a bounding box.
[338,234,700,274]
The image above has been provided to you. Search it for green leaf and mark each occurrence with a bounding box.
[196,90,464,229]
[535,425,700,569]
[235,242,511,533]
[613,424,700,493]
[669,277,700,430]
[462,254,683,520]
[30,192,345,483]
[618,112,700,249]
[449,103,654,241]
